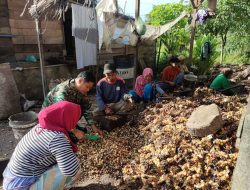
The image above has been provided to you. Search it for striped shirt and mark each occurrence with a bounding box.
[9,125,80,178]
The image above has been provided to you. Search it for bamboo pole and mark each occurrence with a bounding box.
[35,18,47,99]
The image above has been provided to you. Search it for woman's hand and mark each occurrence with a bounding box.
[92,125,104,138]
[71,128,86,142]
[104,107,113,115]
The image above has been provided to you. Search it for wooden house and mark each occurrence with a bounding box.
[0,0,156,99]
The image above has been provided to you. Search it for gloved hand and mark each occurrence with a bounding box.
[123,94,133,102]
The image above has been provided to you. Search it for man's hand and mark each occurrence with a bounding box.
[167,81,175,86]
[92,125,104,138]
[123,94,133,103]
[104,107,113,115]
[72,128,87,142]
[163,93,169,97]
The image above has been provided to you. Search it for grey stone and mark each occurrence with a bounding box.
[241,67,250,79]
[186,104,223,137]
[0,63,21,119]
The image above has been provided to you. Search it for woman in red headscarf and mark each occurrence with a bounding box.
[3,101,83,190]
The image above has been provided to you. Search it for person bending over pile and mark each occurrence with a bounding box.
[210,68,235,95]
[42,71,103,137]
[3,101,84,190]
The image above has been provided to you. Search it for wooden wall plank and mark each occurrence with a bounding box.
[0,46,15,55]
[0,0,8,6]
[43,37,64,44]
[14,44,64,53]
[9,19,62,30]
[8,10,33,20]
[0,7,9,17]
[15,52,62,61]
[11,28,36,36]
[0,0,15,63]
[126,47,136,54]
[0,17,10,27]
[11,28,63,37]
[12,35,64,44]
[0,38,13,47]
[12,36,37,44]
[9,19,35,29]
[0,27,11,34]
[7,0,30,11]
[7,0,62,20]
[0,54,16,63]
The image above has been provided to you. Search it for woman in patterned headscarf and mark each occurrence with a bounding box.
[129,68,166,102]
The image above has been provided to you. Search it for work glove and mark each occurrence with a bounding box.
[123,94,133,102]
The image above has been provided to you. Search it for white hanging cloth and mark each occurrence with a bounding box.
[72,4,98,69]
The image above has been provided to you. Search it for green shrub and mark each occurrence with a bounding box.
[192,34,219,75]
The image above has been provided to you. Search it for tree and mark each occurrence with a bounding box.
[198,0,250,63]
[146,3,191,66]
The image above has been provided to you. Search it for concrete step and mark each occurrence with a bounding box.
[232,94,250,190]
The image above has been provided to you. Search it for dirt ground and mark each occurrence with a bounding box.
[0,120,17,189]
[0,121,16,161]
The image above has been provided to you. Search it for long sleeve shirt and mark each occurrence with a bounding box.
[96,77,127,111]
[162,66,181,82]
[9,125,79,177]
[42,79,94,125]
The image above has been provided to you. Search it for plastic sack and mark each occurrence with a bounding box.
[135,16,146,36]
[25,55,37,63]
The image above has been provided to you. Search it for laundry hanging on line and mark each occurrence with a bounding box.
[72,3,98,69]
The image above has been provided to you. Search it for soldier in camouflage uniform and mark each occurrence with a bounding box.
[42,71,103,138]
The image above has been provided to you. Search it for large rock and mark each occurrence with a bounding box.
[0,63,21,119]
[241,67,250,79]
[186,104,223,137]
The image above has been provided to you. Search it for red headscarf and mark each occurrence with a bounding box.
[38,101,81,152]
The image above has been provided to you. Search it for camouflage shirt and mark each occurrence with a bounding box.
[42,79,95,126]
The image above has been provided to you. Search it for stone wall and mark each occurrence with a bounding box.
[12,63,78,100]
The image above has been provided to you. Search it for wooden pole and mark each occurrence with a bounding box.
[188,8,198,62]
[135,0,140,18]
[35,18,47,99]
[188,0,200,63]
[134,0,140,81]
[157,38,162,71]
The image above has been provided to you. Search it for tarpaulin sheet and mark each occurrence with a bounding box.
[141,11,187,41]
